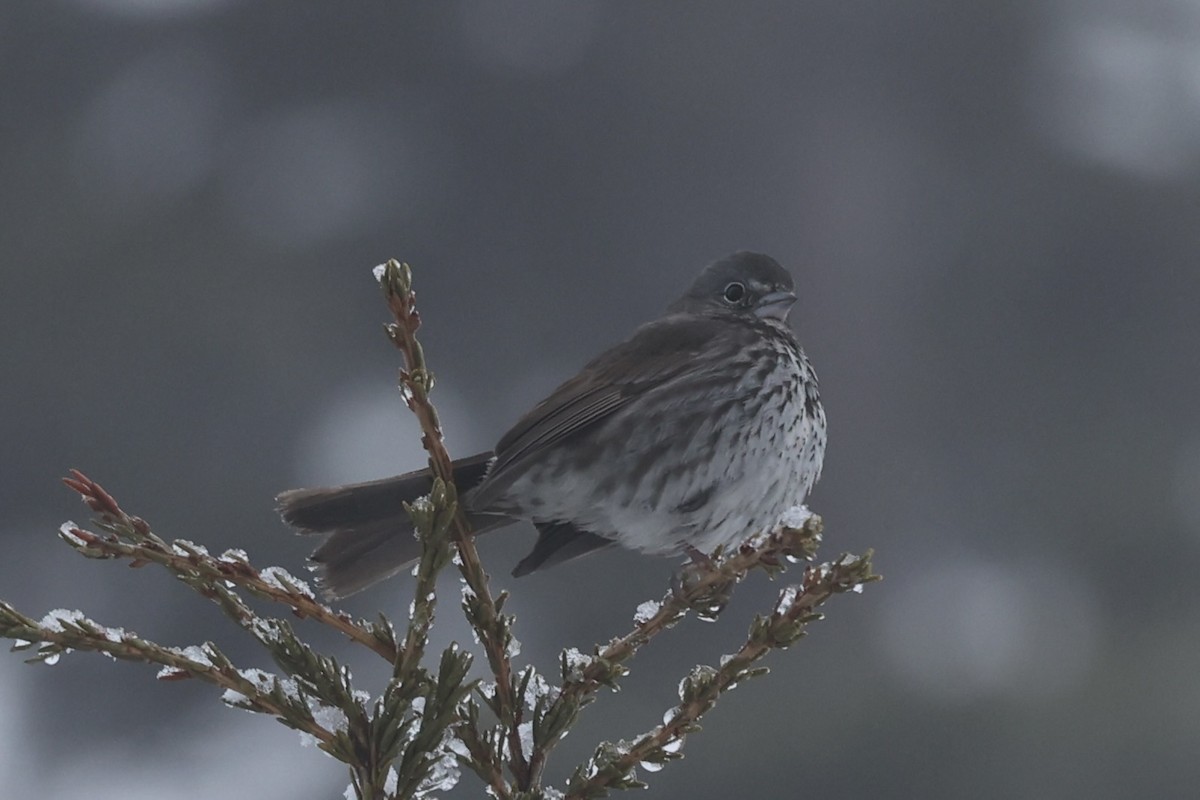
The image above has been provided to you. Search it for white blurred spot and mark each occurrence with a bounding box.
[73,46,224,207]
[4,665,335,798]
[1172,433,1200,536]
[294,380,483,487]
[221,102,425,249]
[49,710,332,799]
[457,0,601,76]
[878,554,1099,702]
[69,0,234,19]
[1029,8,1200,180]
[0,660,30,781]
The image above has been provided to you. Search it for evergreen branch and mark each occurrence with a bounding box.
[394,479,459,681]
[392,644,476,798]
[60,470,400,663]
[453,696,514,798]
[526,513,827,784]
[376,260,528,790]
[564,549,879,798]
[0,602,341,754]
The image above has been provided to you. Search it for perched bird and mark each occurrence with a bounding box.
[278,251,826,598]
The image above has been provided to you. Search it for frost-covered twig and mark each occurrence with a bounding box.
[377,260,528,792]
[0,602,340,752]
[563,548,878,797]
[523,512,839,785]
[50,470,472,799]
[60,470,400,663]
[394,478,458,680]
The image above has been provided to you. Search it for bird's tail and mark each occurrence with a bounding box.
[277,451,505,598]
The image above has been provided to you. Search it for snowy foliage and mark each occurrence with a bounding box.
[634,600,661,625]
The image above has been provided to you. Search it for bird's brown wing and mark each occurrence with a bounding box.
[469,313,738,510]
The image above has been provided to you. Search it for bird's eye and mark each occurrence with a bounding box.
[722,282,746,304]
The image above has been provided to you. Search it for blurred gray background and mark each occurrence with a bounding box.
[2,1,1199,798]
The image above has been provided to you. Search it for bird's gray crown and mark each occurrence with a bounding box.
[669,251,796,320]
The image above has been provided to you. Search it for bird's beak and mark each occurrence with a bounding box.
[754,290,797,320]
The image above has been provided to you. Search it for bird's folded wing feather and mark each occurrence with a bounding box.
[470,314,736,508]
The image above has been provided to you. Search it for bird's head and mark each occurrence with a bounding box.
[670,251,797,322]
